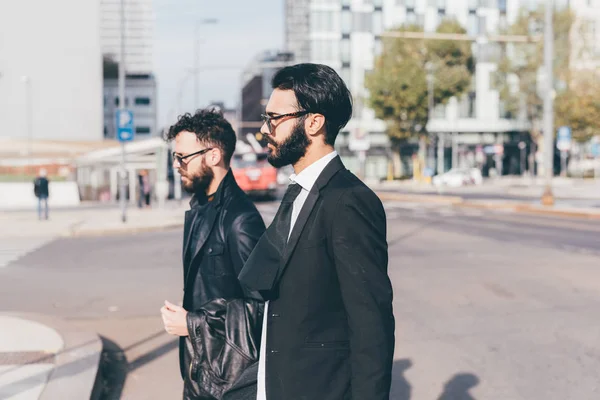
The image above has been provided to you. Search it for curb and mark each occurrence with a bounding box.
[64,222,184,238]
[376,191,463,205]
[376,191,600,220]
[0,313,103,400]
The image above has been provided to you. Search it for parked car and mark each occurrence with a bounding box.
[432,168,483,188]
[231,152,278,199]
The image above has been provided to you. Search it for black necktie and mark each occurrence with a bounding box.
[273,183,303,249]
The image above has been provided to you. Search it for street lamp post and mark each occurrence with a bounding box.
[426,62,436,176]
[119,0,127,222]
[541,0,555,206]
[21,76,33,165]
[194,18,218,110]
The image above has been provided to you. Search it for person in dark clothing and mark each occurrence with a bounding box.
[160,109,266,400]
[238,63,395,400]
[33,169,50,220]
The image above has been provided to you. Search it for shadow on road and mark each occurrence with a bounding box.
[95,337,127,400]
[390,359,480,400]
[437,373,480,400]
[390,358,413,400]
[96,331,178,399]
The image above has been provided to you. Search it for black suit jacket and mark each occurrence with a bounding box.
[239,156,395,400]
[180,170,266,398]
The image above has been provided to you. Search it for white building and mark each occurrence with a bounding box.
[285,0,536,179]
[100,0,154,74]
[0,0,103,142]
[569,0,600,72]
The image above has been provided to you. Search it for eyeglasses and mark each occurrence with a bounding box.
[260,111,310,133]
[172,148,213,165]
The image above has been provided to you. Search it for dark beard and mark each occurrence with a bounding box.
[266,119,311,168]
[181,160,214,195]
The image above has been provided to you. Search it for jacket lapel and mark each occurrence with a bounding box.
[277,189,319,278]
[238,156,346,295]
[184,204,219,289]
[182,209,195,265]
[277,156,345,282]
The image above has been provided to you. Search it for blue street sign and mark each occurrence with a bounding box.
[557,126,571,151]
[116,109,134,142]
[592,138,600,157]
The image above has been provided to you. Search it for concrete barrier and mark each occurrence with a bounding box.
[0,182,80,210]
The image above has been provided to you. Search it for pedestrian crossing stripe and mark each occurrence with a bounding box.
[0,237,55,269]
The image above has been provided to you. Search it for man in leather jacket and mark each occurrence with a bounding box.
[161,109,266,399]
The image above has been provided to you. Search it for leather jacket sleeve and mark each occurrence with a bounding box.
[186,298,264,400]
[227,211,266,277]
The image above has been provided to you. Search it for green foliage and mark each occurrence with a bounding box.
[366,20,474,143]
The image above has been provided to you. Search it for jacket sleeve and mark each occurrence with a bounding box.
[331,186,395,400]
[228,210,266,278]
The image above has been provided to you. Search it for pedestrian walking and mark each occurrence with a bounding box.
[239,63,395,400]
[161,109,266,400]
[33,168,49,220]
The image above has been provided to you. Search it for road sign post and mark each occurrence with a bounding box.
[557,126,571,177]
[116,109,134,222]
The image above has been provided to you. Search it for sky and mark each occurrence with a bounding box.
[153,0,284,128]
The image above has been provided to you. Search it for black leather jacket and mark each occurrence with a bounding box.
[186,298,263,399]
[180,171,265,399]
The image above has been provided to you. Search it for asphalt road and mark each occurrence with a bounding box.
[1,202,599,399]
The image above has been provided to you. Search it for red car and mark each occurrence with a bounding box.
[231,152,278,199]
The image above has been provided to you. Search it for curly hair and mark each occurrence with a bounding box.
[165,108,237,166]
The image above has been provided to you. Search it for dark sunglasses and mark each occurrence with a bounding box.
[261,111,310,133]
[172,148,213,165]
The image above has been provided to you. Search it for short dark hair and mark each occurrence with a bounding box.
[165,108,237,166]
[271,63,353,146]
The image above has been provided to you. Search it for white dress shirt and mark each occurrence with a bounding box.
[257,150,338,400]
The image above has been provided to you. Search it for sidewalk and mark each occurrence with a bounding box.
[376,190,600,219]
[0,201,189,239]
[0,314,102,400]
[373,176,600,201]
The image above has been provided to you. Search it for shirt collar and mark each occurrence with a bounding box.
[289,151,338,192]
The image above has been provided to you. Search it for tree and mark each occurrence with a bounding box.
[365,20,474,177]
[555,71,600,143]
[496,6,574,139]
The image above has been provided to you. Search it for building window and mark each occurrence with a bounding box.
[104,125,108,137]
[114,97,129,106]
[478,16,487,35]
[341,68,351,87]
[135,97,151,106]
[373,11,383,35]
[353,12,372,32]
[498,0,507,13]
[310,10,336,33]
[341,10,352,33]
[341,39,351,63]
[136,126,151,135]
[406,11,423,27]
[467,14,478,35]
[311,40,337,61]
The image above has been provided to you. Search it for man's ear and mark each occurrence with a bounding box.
[305,113,326,137]
[206,148,223,167]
